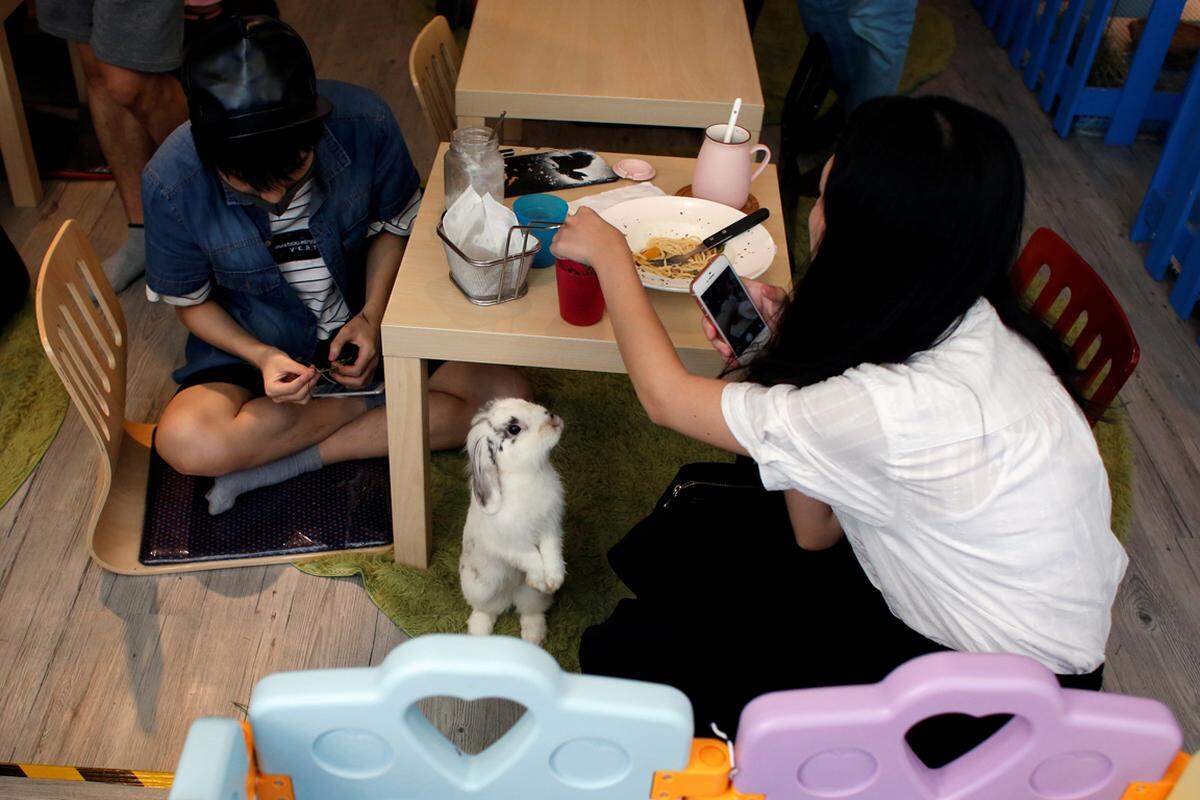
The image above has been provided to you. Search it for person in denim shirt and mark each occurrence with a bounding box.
[145,16,528,513]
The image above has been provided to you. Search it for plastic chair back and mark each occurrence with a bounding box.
[1012,228,1140,424]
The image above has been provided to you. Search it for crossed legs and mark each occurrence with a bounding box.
[155,361,532,480]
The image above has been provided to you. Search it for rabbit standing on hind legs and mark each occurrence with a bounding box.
[460,398,566,646]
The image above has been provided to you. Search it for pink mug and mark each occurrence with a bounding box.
[691,123,771,209]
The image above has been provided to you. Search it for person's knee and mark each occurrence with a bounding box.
[155,407,244,477]
[479,367,533,404]
[94,62,158,113]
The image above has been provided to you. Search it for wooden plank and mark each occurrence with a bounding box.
[384,356,431,568]
[0,777,166,800]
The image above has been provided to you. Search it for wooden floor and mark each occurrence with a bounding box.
[0,0,1198,794]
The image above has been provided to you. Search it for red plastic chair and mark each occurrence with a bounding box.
[1012,228,1140,426]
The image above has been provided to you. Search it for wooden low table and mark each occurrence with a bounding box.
[381,145,790,568]
[455,0,765,141]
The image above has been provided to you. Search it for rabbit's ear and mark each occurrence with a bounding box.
[469,432,502,514]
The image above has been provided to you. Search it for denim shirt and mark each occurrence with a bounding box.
[143,80,421,384]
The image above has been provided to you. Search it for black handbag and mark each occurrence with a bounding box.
[607,460,786,602]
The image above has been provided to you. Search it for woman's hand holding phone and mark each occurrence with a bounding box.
[700,277,787,364]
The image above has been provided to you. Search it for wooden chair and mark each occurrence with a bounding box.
[409,15,461,142]
[1012,228,1140,426]
[35,220,391,575]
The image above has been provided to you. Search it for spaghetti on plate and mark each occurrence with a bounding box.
[634,236,723,281]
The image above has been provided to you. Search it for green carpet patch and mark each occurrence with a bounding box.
[0,298,70,509]
[299,369,728,671]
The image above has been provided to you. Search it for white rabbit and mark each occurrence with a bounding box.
[459,398,566,646]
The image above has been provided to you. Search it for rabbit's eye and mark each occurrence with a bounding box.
[506,423,522,436]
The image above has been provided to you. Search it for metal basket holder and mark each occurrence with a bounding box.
[437,215,563,306]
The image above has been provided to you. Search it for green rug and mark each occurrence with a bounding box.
[754,0,958,126]
[0,298,70,509]
[300,370,728,672]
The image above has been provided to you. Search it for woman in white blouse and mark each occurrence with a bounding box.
[552,96,1127,758]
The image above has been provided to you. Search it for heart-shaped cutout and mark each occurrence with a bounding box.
[403,696,537,791]
[905,712,1018,769]
[416,696,529,755]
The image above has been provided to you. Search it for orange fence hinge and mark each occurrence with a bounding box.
[651,738,764,800]
[1122,753,1194,800]
[240,722,295,800]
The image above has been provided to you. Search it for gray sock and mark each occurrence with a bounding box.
[102,225,146,293]
[206,445,324,515]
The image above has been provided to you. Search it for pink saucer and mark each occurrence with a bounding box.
[613,158,656,181]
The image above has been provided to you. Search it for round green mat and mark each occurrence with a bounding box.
[299,370,726,672]
[755,0,957,126]
[0,298,70,509]
[298,370,1133,672]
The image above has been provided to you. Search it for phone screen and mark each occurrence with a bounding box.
[700,266,769,358]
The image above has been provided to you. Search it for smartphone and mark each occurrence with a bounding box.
[312,379,384,398]
[691,254,772,361]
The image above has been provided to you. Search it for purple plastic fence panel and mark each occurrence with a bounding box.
[733,652,1181,800]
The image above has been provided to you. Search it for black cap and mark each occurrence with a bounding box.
[182,15,331,142]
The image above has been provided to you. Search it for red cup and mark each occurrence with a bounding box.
[555,258,605,326]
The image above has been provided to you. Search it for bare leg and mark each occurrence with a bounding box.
[79,62,153,224]
[75,44,187,290]
[75,44,178,224]
[155,382,371,477]
[319,362,532,463]
[187,363,531,513]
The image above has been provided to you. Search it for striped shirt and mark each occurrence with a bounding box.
[147,181,421,341]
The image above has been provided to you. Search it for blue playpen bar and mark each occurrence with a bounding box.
[976,0,1190,142]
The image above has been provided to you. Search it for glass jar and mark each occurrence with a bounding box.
[444,126,504,211]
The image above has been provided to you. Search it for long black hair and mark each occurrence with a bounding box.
[746,95,1088,411]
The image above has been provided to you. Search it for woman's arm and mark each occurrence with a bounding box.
[176,301,317,402]
[785,490,844,549]
[554,210,848,544]
[553,209,746,454]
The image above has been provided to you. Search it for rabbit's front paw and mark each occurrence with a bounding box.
[543,560,565,593]
[525,563,551,593]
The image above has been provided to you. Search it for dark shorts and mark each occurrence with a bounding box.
[176,347,446,396]
[38,0,184,73]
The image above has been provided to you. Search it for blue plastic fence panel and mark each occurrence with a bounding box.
[984,0,1008,30]
[1008,0,1041,69]
[995,0,1024,47]
[1142,107,1200,280]
[1106,0,1188,144]
[1039,0,1093,111]
[1134,59,1200,244]
[169,718,251,800]
[247,635,695,800]
[1024,0,1064,89]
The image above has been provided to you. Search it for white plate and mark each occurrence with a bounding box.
[598,196,776,292]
